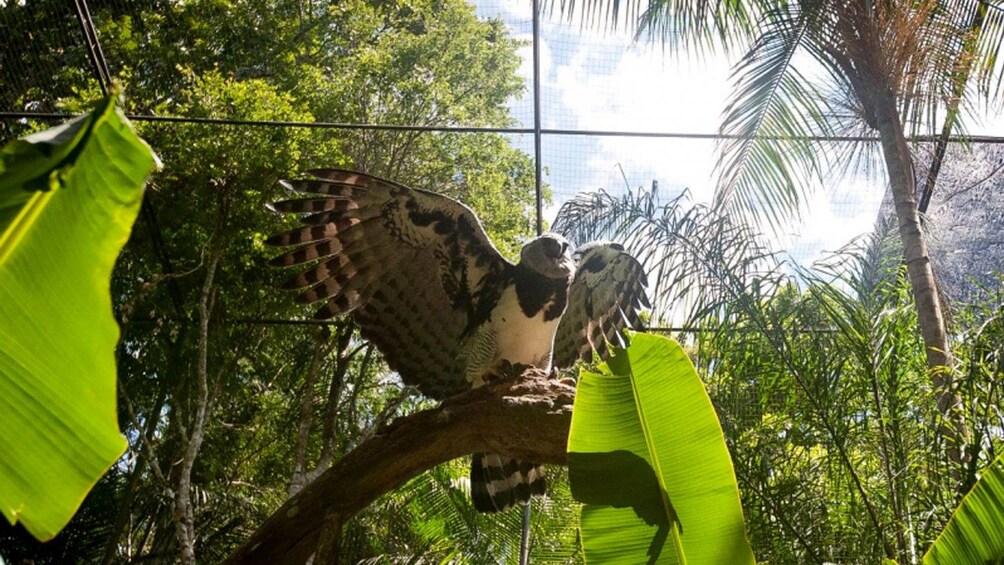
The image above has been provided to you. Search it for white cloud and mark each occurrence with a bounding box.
[773,176,885,266]
[481,2,914,264]
[514,34,552,94]
[555,43,732,133]
[545,26,733,203]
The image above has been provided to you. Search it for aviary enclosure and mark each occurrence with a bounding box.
[2,0,1004,563]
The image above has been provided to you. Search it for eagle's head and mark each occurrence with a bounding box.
[519,233,575,280]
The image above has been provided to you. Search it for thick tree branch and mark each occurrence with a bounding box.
[226,371,575,564]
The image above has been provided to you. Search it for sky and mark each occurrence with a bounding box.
[470,1,1000,268]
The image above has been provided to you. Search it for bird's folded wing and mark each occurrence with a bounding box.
[267,169,511,398]
[552,243,650,369]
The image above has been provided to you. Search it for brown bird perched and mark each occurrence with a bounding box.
[267,169,648,512]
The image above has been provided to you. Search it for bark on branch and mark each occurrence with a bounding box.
[226,371,575,564]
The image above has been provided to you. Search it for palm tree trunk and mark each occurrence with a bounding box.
[871,87,968,467]
[873,91,947,365]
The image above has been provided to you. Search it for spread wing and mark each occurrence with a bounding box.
[552,242,650,369]
[267,169,511,399]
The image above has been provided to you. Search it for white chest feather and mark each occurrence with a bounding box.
[492,286,560,369]
[464,286,560,387]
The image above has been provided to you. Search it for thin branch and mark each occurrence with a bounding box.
[940,156,1004,204]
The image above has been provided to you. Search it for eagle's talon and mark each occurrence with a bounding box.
[558,376,577,387]
[490,360,531,382]
[509,362,531,379]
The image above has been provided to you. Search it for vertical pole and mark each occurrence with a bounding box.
[532,0,543,236]
[520,501,532,565]
[71,0,111,95]
[526,12,541,565]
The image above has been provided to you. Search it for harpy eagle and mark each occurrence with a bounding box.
[267,170,649,512]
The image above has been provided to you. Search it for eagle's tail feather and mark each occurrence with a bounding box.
[470,452,546,513]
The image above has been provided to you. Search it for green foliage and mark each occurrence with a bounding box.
[924,452,1004,564]
[696,233,1004,563]
[569,333,755,564]
[556,186,1004,563]
[0,95,155,540]
[1,0,545,561]
[553,185,776,326]
[341,459,581,564]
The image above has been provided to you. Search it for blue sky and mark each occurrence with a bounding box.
[471,1,1002,268]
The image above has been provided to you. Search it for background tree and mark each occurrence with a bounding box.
[563,0,1004,468]
[555,185,1004,563]
[1,0,550,562]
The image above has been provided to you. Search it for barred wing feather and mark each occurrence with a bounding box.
[267,169,511,399]
[553,242,650,369]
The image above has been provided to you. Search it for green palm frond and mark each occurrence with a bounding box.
[545,0,759,48]
[544,0,645,33]
[970,1,1004,102]
[816,77,887,183]
[637,0,760,52]
[716,1,836,230]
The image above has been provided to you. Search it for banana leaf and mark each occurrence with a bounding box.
[923,452,1004,564]
[567,332,755,564]
[0,95,156,540]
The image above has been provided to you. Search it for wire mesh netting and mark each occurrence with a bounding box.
[6,3,1004,564]
[2,0,1002,300]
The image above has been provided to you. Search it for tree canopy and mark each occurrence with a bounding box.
[2,0,551,561]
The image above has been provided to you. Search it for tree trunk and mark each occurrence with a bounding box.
[174,250,221,564]
[289,327,330,498]
[871,87,967,466]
